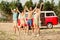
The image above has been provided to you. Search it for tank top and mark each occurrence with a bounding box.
[13,12,17,21]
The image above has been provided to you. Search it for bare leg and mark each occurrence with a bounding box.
[20,24,23,30]
[36,26,40,36]
[14,26,16,33]
[34,24,37,35]
[23,24,26,34]
[27,25,29,35]
[25,27,27,33]
[31,26,34,34]
[37,26,40,34]
[16,25,19,32]
[24,26,26,34]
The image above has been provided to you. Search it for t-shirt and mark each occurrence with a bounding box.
[18,13,21,19]
[13,12,17,21]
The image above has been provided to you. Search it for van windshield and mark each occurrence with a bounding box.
[46,13,54,16]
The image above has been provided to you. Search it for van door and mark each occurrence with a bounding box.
[40,13,45,26]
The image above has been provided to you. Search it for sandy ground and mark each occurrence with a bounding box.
[0,23,60,40]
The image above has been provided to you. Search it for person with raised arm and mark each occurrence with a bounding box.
[17,7,27,34]
[33,2,44,36]
[25,4,37,35]
[11,8,19,33]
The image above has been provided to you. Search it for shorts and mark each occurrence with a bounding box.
[13,21,17,26]
[34,19,39,26]
[17,19,20,28]
[27,19,32,26]
[20,24,25,26]
[34,16,40,26]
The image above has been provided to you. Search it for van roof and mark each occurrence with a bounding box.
[41,11,54,13]
[25,11,55,14]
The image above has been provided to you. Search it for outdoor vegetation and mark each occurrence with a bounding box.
[0,0,60,23]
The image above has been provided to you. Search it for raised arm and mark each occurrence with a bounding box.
[40,2,44,10]
[16,8,21,14]
[32,3,38,13]
[25,6,29,12]
[11,8,13,13]
[37,2,43,16]
[24,7,26,13]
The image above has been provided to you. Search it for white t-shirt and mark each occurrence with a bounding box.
[18,13,21,19]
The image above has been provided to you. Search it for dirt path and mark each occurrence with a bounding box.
[0,23,60,40]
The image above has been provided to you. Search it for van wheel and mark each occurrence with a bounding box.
[47,23,53,29]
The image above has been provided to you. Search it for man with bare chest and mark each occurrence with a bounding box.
[25,6,37,35]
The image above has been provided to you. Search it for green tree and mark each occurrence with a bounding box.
[57,1,60,22]
[44,1,52,11]
[25,0,33,9]
[58,1,60,9]
[0,1,23,22]
[16,2,23,12]
[44,1,55,11]
[39,0,43,4]
[51,0,55,11]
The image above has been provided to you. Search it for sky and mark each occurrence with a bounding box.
[0,0,59,5]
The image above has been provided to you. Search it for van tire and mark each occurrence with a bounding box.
[47,23,53,29]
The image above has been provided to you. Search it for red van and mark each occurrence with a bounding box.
[18,11,58,29]
[40,11,58,28]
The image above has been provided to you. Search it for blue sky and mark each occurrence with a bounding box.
[0,0,59,5]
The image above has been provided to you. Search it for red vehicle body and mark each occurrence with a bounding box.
[18,11,58,28]
[45,16,58,25]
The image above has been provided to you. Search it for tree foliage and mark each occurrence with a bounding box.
[0,0,60,22]
[44,1,54,11]
[25,0,33,9]
[0,1,23,22]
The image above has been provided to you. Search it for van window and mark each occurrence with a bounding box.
[46,13,54,16]
[40,13,45,17]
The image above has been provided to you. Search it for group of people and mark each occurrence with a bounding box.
[11,2,44,36]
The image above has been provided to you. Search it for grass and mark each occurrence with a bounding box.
[0,31,17,40]
[0,29,60,40]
